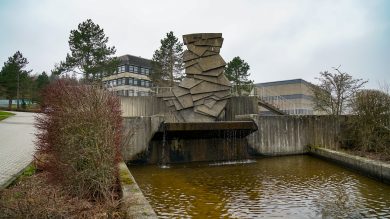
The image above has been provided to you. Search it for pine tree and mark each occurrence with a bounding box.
[32,71,50,103]
[53,19,118,83]
[36,71,50,91]
[151,31,184,87]
[225,56,253,96]
[0,51,31,109]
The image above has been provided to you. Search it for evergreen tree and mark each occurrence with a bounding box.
[36,71,50,91]
[151,31,184,87]
[0,51,31,109]
[53,19,118,82]
[32,71,50,103]
[225,56,253,96]
[19,73,34,109]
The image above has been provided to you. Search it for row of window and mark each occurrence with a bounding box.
[104,77,152,88]
[117,65,151,76]
[116,90,151,97]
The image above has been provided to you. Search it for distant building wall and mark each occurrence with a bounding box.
[103,54,153,96]
[255,79,321,115]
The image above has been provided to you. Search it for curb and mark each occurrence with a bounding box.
[118,162,157,218]
[309,147,390,184]
[0,162,33,190]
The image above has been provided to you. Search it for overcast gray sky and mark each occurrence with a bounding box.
[0,0,389,88]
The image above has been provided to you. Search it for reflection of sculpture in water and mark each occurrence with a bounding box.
[159,33,231,122]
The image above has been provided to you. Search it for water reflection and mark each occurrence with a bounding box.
[129,155,390,218]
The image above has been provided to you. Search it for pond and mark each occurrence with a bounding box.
[129,155,390,218]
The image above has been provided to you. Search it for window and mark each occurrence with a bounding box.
[113,80,117,87]
[128,77,133,85]
[133,78,138,86]
[117,66,121,73]
[145,81,150,87]
[141,80,145,87]
[128,90,134,96]
[120,65,125,73]
[134,66,138,73]
[145,68,150,75]
[117,79,122,86]
[140,68,145,75]
[129,65,134,72]
[122,78,126,85]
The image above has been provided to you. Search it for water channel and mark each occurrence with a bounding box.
[129,155,390,218]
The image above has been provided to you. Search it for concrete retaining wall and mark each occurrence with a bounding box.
[224,97,258,120]
[246,115,344,156]
[121,116,164,161]
[120,96,259,121]
[121,114,345,162]
[120,97,169,117]
[310,147,390,184]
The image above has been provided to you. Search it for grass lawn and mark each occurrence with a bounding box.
[0,111,15,121]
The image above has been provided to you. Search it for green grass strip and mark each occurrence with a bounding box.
[0,111,15,121]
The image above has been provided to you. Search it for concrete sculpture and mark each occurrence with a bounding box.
[159,33,231,122]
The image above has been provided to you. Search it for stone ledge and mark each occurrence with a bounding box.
[309,147,390,184]
[118,162,157,218]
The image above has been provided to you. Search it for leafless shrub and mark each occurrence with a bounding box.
[0,172,123,218]
[35,79,123,200]
[341,87,390,159]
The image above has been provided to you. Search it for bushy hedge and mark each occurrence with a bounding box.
[342,89,390,159]
[36,79,122,200]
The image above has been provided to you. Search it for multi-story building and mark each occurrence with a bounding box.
[103,54,153,96]
[254,79,321,115]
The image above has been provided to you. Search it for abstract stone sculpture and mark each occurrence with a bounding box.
[159,33,231,122]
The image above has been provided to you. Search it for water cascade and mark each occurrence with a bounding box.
[149,121,258,164]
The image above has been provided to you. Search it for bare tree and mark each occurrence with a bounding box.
[310,66,367,115]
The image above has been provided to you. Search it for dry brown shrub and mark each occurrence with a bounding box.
[0,172,123,218]
[35,79,123,200]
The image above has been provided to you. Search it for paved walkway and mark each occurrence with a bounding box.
[0,111,37,188]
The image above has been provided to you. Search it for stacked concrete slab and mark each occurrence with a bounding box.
[159,33,231,122]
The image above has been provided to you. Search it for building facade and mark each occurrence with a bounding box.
[255,79,320,115]
[103,54,153,96]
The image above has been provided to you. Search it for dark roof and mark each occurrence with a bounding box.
[255,79,311,87]
[118,54,152,68]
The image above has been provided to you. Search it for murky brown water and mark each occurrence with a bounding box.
[129,155,390,218]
